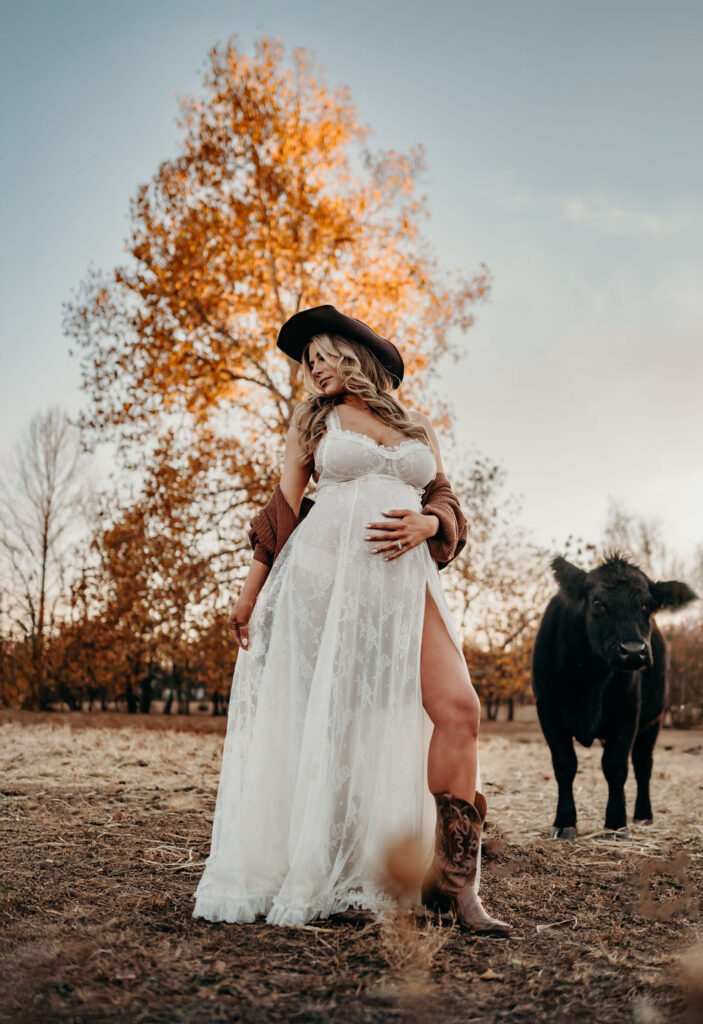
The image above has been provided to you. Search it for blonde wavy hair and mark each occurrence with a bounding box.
[291,333,432,466]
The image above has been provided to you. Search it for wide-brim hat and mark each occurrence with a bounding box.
[276,304,404,389]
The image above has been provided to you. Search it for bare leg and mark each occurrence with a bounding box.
[420,585,480,801]
[418,585,512,935]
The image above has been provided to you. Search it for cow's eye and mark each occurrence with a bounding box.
[593,598,605,612]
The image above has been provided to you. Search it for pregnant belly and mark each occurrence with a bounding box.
[315,473,423,511]
[291,475,424,576]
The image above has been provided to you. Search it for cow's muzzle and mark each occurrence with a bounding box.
[616,640,651,668]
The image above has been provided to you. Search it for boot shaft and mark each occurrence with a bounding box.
[430,791,486,892]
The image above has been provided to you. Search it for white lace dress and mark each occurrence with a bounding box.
[192,404,482,927]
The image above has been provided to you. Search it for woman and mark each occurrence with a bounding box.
[192,304,512,935]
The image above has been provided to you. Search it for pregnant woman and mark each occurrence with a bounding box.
[192,304,512,935]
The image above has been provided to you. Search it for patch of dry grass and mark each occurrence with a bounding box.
[1,714,701,1023]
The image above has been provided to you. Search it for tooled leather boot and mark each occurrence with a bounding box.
[421,790,513,936]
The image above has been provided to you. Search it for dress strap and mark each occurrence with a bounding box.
[326,404,341,430]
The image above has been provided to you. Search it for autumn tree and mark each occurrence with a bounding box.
[440,451,597,718]
[660,617,703,727]
[63,34,490,500]
[186,611,237,715]
[84,433,217,713]
[441,453,543,715]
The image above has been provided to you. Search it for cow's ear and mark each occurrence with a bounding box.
[649,580,698,610]
[551,556,587,604]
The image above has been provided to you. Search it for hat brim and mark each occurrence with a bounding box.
[276,304,404,389]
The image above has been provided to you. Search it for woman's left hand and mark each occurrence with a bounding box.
[365,509,440,561]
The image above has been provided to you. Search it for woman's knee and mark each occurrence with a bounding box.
[438,685,481,738]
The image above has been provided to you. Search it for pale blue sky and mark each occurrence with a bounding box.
[2,0,702,565]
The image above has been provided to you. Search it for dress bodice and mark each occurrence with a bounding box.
[315,405,436,493]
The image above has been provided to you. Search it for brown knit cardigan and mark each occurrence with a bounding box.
[248,471,468,571]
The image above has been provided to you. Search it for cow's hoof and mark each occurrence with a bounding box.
[633,816,653,825]
[550,826,577,839]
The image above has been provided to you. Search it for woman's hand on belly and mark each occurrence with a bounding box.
[364,508,440,561]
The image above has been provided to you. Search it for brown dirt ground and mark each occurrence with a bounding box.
[1,710,701,1024]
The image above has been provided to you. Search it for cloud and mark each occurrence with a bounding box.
[557,192,701,238]
[488,178,702,239]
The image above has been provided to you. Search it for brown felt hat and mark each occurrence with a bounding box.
[276,304,405,389]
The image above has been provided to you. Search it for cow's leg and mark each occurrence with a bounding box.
[601,677,640,832]
[632,720,660,822]
[600,740,630,832]
[600,723,639,832]
[536,704,578,837]
[633,633,666,823]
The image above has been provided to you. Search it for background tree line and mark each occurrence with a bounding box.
[1,36,700,720]
[1,405,700,721]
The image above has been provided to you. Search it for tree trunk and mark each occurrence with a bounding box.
[139,670,153,714]
[125,681,138,714]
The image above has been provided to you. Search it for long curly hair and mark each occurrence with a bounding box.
[292,333,431,466]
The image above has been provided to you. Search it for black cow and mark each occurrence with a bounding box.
[532,554,697,838]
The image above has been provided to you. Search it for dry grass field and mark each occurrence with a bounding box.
[1,709,701,1024]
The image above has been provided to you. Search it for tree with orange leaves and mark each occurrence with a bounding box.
[85,434,217,713]
[63,34,490,492]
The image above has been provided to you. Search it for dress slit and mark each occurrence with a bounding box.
[419,561,483,892]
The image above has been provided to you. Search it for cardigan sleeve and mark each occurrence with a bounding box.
[248,484,315,567]
[420,471,468,570]
[248,505,275,567]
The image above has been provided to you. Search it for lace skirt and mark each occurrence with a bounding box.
[192,475,482,927]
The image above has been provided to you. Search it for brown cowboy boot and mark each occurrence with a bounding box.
[421,790,513,936]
